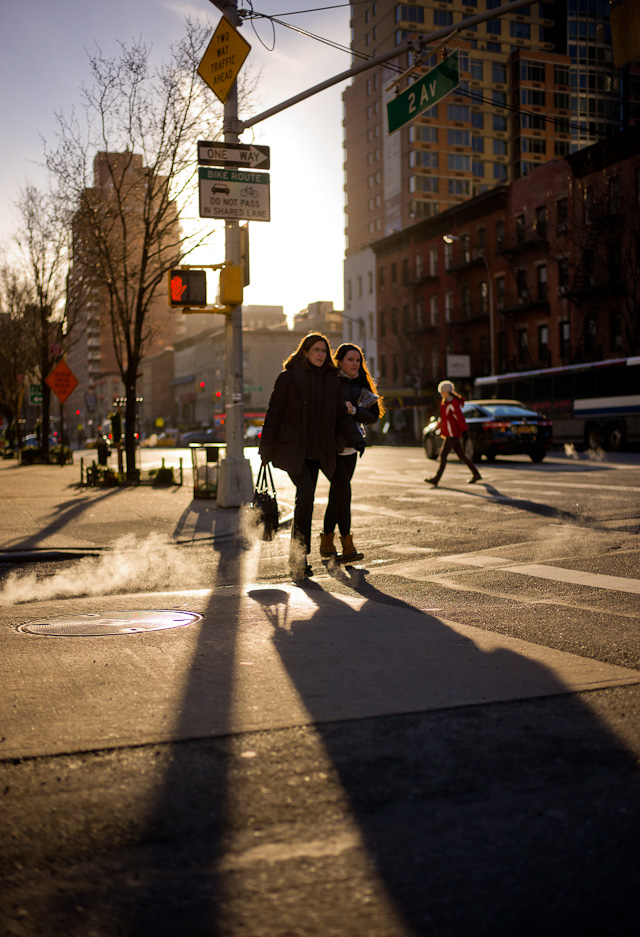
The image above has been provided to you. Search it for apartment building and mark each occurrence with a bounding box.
[342,0,639,387]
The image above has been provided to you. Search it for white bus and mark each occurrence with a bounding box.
[474,357,640,451]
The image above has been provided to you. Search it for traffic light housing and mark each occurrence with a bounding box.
[168,269,207,307]
[219,264,243,307]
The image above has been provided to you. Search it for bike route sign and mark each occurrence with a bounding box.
[199,167,270,222]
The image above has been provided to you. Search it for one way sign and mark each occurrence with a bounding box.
[198,141,270,170]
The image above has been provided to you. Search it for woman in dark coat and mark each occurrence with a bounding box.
[259,333,365,580]
[321,342,383,564]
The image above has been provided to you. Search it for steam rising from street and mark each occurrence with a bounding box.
[0,533,200,607]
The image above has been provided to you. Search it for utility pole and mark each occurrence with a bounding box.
[214,0,253,508]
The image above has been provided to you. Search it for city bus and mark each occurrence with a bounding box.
[474,357,640,451]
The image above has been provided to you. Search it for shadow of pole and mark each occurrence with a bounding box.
[251,577,640,935]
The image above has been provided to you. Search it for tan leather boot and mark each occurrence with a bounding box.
[320,532,337,558]
[339,533,364,564]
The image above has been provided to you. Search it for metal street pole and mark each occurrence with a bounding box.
[215,0,253,507]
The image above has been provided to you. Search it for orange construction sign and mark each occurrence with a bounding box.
[45,359,79,404]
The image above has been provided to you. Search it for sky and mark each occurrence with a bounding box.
[0,0,352,323]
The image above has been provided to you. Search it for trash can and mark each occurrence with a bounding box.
[190,443,225,499]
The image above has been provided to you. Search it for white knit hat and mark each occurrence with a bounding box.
[438,380,454,394]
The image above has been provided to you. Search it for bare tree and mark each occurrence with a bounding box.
[13,184,73,459]
[44,21,251,478]
[0,262,39,447]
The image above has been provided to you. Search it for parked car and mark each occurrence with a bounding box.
[178,428,224,446]
[423,399,553,463]
[22,434,58,448]
[244,425,262,446]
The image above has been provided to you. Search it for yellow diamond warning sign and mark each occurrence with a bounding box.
[198,16,251,104]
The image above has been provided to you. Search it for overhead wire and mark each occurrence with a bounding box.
[238,4,602,140]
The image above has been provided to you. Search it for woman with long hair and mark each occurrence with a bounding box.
[425,380,482,487]
[259,333,365,580]
[320,342,384,564]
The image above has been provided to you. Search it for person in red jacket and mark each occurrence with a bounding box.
[425,380,482,487]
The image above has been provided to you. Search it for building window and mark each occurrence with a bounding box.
[392,354,399,384]
[434,10,453,27]
[515,214,526,245]
[471,59,483,80]
[511,21,531,40]
[521,60,545,82]
[486,18,501,35]
[584,186,594,225]
[448,129,470,146]
[496,275,505,311]
[517,327,529,365]
[448,154,471,171]
[461,285,471,319]
[534,206,547,239]
[557,196,568,233]
[492,63,506,84]
[493,115,507,132]
[379,266,385,289]
[380,310,386,338]
[391,307,398,335]
[558,258,570,289]
[495,219,504,251]
[517,268,528,303]
[538,325,548,364]
[537,264,548,302]
[560,320,571,359]
[415,252,424,278]
[430,294,438,326]
[493,139,507,156]
[609,176,621,214]
[445,290,453,322]
[447,104,470,121]
[416,297,425,328]
[391,262,397,284]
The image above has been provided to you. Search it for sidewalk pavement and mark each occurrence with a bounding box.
[1,454,639,766]
[0,455,243,559]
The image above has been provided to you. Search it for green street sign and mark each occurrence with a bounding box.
[29,383,43,406]
[387,50,460,134]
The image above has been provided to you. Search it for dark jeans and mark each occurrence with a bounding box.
[324,453,358,537]
[432,436,480,483]
[288,459,327,554]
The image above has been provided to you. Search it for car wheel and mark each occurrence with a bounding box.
[463,435,476,461]
[485,448,497,462]
[586,423,603,450]
[529,446,546,463]
[424,434,441,460]
[605,422,625,452]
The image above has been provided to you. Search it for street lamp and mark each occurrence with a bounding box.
[443,234,495,376]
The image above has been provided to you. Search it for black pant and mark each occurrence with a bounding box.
[288,459,327,555]
[432,436,480,483]
[324,453,357,537]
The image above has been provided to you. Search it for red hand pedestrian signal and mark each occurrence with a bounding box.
[167,269,207,307]
[170,275,188,303]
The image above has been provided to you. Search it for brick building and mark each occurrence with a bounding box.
[373,126,640,427]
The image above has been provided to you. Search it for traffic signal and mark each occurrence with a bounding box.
[168,269,207,307]
[219,264,243,307]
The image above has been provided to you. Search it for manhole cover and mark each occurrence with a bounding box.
[17,609,203,637]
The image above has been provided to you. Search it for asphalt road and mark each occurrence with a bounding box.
[1,446,639,936]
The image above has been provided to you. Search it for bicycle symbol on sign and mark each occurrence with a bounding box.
[240,186,258,198]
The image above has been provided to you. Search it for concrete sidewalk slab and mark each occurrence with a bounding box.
[0,460,240,554]
[2,584,639,760]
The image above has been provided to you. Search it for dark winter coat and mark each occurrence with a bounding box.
[259,360,363,477]
[336,373,379,453]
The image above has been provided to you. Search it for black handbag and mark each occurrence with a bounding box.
[251,462,279,541]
